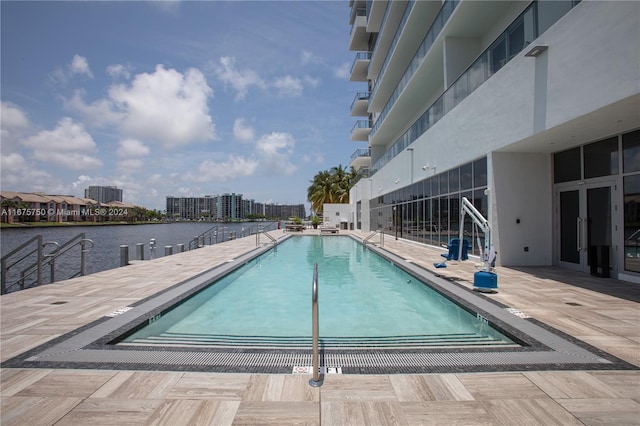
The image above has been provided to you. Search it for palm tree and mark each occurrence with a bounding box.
[307,165,359,215]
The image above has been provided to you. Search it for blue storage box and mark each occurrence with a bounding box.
[474,271,498,291]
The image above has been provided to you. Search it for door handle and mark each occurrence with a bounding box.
[576,217,583,252]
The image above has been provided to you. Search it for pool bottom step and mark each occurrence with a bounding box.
[120,331,518,349]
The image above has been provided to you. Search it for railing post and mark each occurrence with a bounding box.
[309,263,322,387]
[1,257,6,295]
[80,234,87,276]
[36,235,43,288]
[120,245,129,266]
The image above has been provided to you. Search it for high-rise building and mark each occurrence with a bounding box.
[165,195,305,221]
[347,1,639,282]
[84,186,123,203]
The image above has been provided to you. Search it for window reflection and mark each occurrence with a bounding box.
[584,137,618,179]
[624,174,640,272]
[623,130,640,173]
[369,158,488,255]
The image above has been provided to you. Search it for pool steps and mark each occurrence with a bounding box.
[121,331,517,349]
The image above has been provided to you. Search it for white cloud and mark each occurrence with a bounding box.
[187,155,259,183]
[214,56,266,101]
[71,175,94,190]
[255,132,297,175]
[70,54,94,78]
[301,50,322,65]
[273,75,303,97]
[233,118,254,143]
[108,65,216,147]
[117,139,150,157]
[334,62,351,79]
[1,152,52,187]
[116,139,150,173]
[0,101,29,130]
[106,64,132,80]
[304,75,320,88]
[50,55,94,85]
[22,117,103,171]
[64,89,123,127]
[118,158,145,172]
[0,101,30,152]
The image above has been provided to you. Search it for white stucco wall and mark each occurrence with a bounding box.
[322,204,350,229]
[491,152,553,266]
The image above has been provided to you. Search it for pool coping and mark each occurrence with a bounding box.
[2,234,637,374]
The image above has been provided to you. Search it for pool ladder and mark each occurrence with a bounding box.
[256,230,277,247]
[363,229,384,247]
[309,263,322,387]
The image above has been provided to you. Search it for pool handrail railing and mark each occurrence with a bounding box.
[309,262,322,387]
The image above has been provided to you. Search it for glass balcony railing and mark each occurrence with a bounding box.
[370,0,459,140]
[370,0,416,102]
[350,91,371,112]
[369,0,579,176]
[350,8,367,35]
[350,51,372,76]
[351,120,371,133]
[350,148,371,162]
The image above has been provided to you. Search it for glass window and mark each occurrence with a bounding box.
[432,174,441,196]
[473,157,488,187]
[537,1,574,35]
[584,137,618,179]
[468,53,488,93]
[449,168,460,193]
[439,173,449,195]
[624,174,640,272]
[489,35,506,75]
[424,178,432,198]
[623,129,640,173]
[452,75,468,108]
[460,162,472,190]
[554,147,581,183]
[508,8,535,59]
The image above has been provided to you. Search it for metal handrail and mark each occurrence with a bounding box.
[256,230,277,247]
[363,230,384,247]
[309,263,322,387]
[188,225,220,250]
[1,232,94,294]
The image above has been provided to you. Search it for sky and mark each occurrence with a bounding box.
[1,0,362,211]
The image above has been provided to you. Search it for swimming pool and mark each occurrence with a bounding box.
[119,236,514,349]
[4,233,626,374]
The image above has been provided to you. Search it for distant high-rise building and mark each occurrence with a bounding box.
[85,186,123,203]
[165,194,305,221]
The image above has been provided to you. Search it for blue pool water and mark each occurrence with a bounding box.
[122,236,514,348]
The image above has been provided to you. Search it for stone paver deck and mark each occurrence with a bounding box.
[1,230,639,425]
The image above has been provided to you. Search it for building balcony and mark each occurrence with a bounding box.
[350,51,371,82]
[350,120,371,141]
[350,148,371,170]
[349,9,369,51]
[350,91,370,116]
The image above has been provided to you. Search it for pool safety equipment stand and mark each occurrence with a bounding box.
[459,196,498,292]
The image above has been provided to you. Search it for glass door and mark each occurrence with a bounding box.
[557,182,614,274]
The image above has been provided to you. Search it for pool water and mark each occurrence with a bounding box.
[122,236,514,348]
